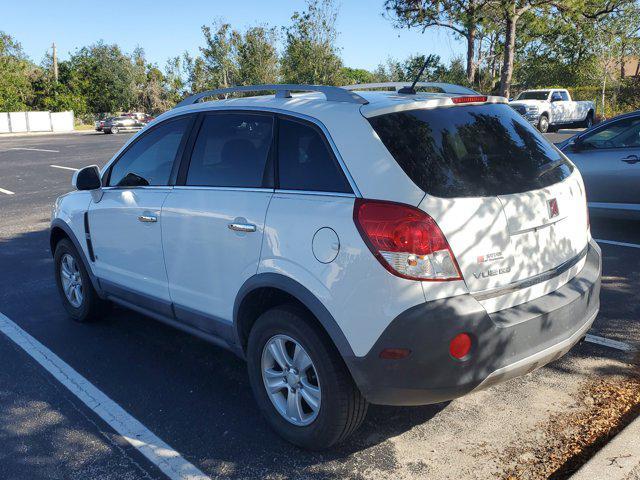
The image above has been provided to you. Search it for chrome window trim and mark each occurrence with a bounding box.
[172,186,273,194]
[274,189,355,198]
[473,244,589,301]
[100,186,174,191]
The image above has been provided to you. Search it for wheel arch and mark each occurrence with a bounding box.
[50,219,103,296]
[233,273,356,362]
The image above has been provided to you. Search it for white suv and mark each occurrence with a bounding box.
[50,83,601,449]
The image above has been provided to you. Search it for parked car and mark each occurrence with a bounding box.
[94,117,113,132]
[509,89,595,133]
[50,83,600,449]
[556,110,640,219]
[103,116,144,134]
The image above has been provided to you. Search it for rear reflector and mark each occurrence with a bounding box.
[379,348,411,360]
[452,95,488,104]
[450,333,472,359]
[353,199,462,281]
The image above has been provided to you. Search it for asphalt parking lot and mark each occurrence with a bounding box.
[0,130,639,480]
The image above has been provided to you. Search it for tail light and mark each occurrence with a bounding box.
[452,95,487,104]
[353,199,462,281]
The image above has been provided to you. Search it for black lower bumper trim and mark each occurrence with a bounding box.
[345,239,601,406]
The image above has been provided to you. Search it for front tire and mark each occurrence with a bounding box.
[538,114,550,133]
[111,126,119,134]
[54,239,109,322]
[247,305,368,450]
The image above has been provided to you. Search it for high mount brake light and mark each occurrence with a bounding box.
[452,95,488,104]
[353,199,462,281]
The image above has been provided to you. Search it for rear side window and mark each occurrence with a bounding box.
[368,104,573,198]
[186,113,273,188]
[277,118,351,193]
[108,116,191,187]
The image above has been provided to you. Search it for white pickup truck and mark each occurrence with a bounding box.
[509,89,595,133]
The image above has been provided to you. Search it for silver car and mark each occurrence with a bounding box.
[558,110,640,219]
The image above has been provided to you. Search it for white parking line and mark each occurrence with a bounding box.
[50,165,79,172]
[0,312,211,480]
[595,239,640,249]
[584,334,636,352]
[0,187,15,195]
[9,147,59,153]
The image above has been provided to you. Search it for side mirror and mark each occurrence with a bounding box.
[570,138,584,152]
[73,165,101,191]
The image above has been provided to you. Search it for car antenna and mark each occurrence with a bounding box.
[398,57,431,95]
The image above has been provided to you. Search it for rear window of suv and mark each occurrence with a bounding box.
[368,103,573,198]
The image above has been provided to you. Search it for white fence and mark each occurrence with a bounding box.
[0,111,74,134]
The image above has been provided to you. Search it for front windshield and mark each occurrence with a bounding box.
[516,91,549,101]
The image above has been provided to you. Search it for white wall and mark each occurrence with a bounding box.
[8,112,28,133]
[0,113,9,133]
[0,111,75,134]
[51,111,74,132]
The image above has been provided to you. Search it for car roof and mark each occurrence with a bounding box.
[158,89,506,124]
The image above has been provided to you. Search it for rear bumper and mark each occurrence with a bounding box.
[346,239,601,406]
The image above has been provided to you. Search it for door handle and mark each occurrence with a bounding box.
[138,215,158,223]
[228,223,256,233]
[621,155,639,164]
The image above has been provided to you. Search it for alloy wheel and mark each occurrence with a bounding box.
[60,253,83,308]
[261,334,321,426]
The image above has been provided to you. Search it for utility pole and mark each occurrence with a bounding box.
[52,42,59,84]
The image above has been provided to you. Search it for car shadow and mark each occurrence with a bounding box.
[0,227,452,479]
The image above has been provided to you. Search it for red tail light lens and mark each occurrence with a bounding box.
[353,199,462,281]
[451,95,487,104]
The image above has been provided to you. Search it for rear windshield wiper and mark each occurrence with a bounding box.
[537,158,570,178]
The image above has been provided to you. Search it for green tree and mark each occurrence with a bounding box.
[0,32,36,110]
[65,42,136,113]
[199,21,239,89]
[385,0,493,84]
[281,0,344,85]
[340,67,376,85]
[236,26,279,86]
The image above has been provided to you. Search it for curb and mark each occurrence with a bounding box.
[0,130,96,138]
[571,413,640,480]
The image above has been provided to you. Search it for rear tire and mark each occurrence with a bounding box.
[583,112,594,129]
[247,304,368,450]
[54,239,109,322]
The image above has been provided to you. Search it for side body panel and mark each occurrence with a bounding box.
[161,187,272,324]
[259,193,466,357]
[88,188,172,302]
[569,147,640,204]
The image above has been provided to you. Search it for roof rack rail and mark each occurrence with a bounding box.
[342,82,479,95]
[174,84,368,108]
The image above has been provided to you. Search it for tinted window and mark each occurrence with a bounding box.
[551,92,563,102]
[560,91,570,101]
[278,118,351,193]
[186,113,273,188]
[516,91,549,100]
[108,117,190,187]
[581,117,640,150]
[368,104,573,198]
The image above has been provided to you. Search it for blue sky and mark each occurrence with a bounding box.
[4,0,464,70]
